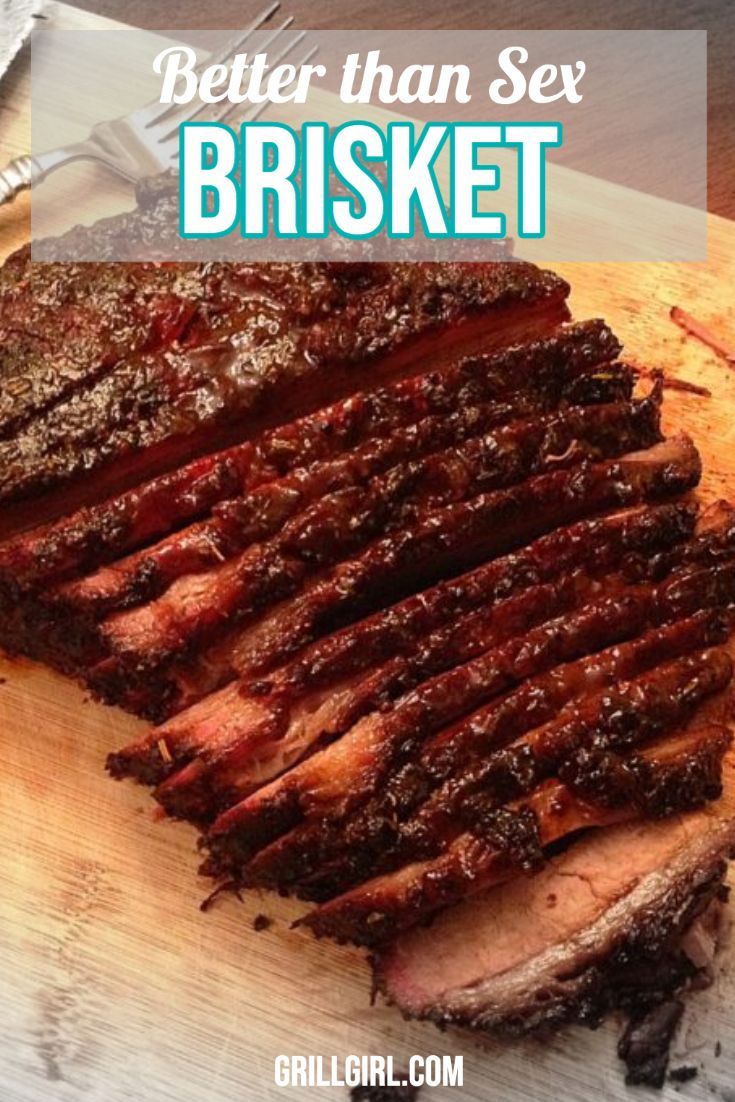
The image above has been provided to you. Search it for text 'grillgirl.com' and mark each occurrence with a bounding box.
[274,1054,464,1089]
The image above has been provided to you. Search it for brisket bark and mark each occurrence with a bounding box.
[0,319,620,600]
[12,387,659,677]
[237,646,733,904]
[0,254,212,440]
[0,254,570,536]
[153,606,729,828]
[201,554,726,878]
[300,720,732,945]
[97,435,701,720]
[55,388,652,625]
[125,502,706,819]
[92,394,662,670]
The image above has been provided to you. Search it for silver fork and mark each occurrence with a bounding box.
[0,2,316,206]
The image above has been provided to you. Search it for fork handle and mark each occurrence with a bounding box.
[0,156,34,206]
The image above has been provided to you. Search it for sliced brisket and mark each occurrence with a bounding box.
[201,559,725,879]
[148,572,591,818]
[109,504,695,800]
[14,387,659,677]
[101,435,701,720]
[0,318,619,601]
[91,394,662,668]
[144,502,727,822]
[278,609,735,903]
[373,754,735,1045]
[0,254,570,536]
[152,606,730,828]
[54,386,652,625]
[300,720,732,945]
[237,648,733,905]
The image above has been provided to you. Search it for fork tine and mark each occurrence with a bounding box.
[160,16,298,139]
[194,2,281,78]
[169,42,318,164]
[237,43,318,124]
[258,26,306,71]
[192,18,298,128]
[147,2,281,130]
[258,27,307,76]
[214,29,308,126]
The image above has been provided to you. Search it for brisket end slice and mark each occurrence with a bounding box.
[373,757,735,1043]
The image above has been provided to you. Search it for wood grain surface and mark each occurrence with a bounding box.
[1,5,735,1102]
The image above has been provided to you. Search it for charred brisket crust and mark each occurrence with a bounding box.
[105,503,701,803]
[202,573,724,886]
[10,389,662,675]
[105,501,699,794]
[295,725,733,946]
[1,225,571,525]
[0,318,621,602]
[88,437,704,721]
[51,387,658,625]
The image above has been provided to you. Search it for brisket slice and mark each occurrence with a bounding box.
[110,502,699,811]
[0,319,620,599]
[109,506,694,797]
[373,755,735,1045]
[112,435,701,721]
[239,644,733,901]
[153,608,728,831]
[52,381,645,625]
[0,257,569,537]
[87,395,662,677]
[300,719,733,945]
[620,499,735,585]
[201,552,722,877]
[18,388,657,675]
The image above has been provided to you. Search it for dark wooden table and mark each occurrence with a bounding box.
[75,1,735,221]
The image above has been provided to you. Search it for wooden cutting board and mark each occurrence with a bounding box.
[1,6,735,1101]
